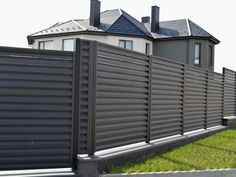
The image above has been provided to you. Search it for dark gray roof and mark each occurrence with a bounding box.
[188,19,215,38]
[28,10,220,44]
[28,9,151,39]
[150,19,190,38]
[148,19,219,43]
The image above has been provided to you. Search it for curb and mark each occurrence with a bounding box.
[101,168,236,177]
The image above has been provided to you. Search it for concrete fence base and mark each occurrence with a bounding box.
[101,169,236,177]
[77,126,226,177]
[223,116,236,127]
[0,168,78,177]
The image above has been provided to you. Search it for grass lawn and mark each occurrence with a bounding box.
[109,126,236,173]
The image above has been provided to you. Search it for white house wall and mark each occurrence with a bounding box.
[32,34,153,54]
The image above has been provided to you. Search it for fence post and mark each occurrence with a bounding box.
[181,64,186,135]
[146,55,152,143]
[205,71,209,129]
[222,68,226,118]
[87,41,98,155]
[235,71,236,116]
[72,39,82,170]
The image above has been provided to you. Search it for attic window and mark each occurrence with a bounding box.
[119,40,133,50]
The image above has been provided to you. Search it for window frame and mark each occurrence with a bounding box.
[119,40,133,50]
[62,38,75,51]
[208,45,213,67]
[145,43,151,55]
[39,41,45,50]
[194,43,201,66]
[38,40,53,50]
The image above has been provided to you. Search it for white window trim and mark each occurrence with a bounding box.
[194,43,201,65]
[119,40,133,50]
[38,40,54,50]
[62,39,75,51]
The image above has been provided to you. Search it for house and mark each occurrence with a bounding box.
[27,0,220,71]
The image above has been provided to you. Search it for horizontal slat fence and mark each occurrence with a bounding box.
[151,57,184,139]
[81,40,232,154]
[95,43,150,151]
[207,73,224,127]
[0,47,75,170]
[1,40,235,170]
[223,68,236,117]
[184,67,208,132]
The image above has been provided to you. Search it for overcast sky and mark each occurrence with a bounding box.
[0,0,235,73]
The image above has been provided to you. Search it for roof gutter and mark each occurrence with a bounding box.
[156,36,220,44]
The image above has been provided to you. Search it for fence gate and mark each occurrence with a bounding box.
[0,47,76,170]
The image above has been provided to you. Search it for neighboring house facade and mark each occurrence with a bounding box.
[27,0,220,71]
[152,19,219,70]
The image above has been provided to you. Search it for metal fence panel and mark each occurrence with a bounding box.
[207,72,223,127]
[223,68,236,117]
[0,47,74,170]
[151,57,184,139]
[184,67,208,132]
[95,43,150,151]
[0,40,232,169]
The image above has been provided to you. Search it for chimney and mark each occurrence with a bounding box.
[142,16,150,23]
[151,6,160,32]
[90,0,101,27]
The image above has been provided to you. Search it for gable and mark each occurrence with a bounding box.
[107,15,146,36]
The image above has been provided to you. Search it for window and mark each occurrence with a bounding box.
[39,41,53,50]
[145,43,151,55]
[208,46,213,67]
[39,42,44,50]
[119,40,133,50]
[63,39,75,51]
[194,43,201,65]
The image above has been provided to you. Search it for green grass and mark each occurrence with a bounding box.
[109,127,236,173]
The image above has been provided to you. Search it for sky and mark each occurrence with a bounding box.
[0,0,235,73]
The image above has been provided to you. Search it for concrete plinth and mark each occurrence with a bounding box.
[223,116,236,127]
[77,126,225,177]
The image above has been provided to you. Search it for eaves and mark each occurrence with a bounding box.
[27,31,154,45]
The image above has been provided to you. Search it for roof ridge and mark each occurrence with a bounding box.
[100,8,122,15]
[159,19,187,23]
[186,19,192,36]
[72,20,86,30]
